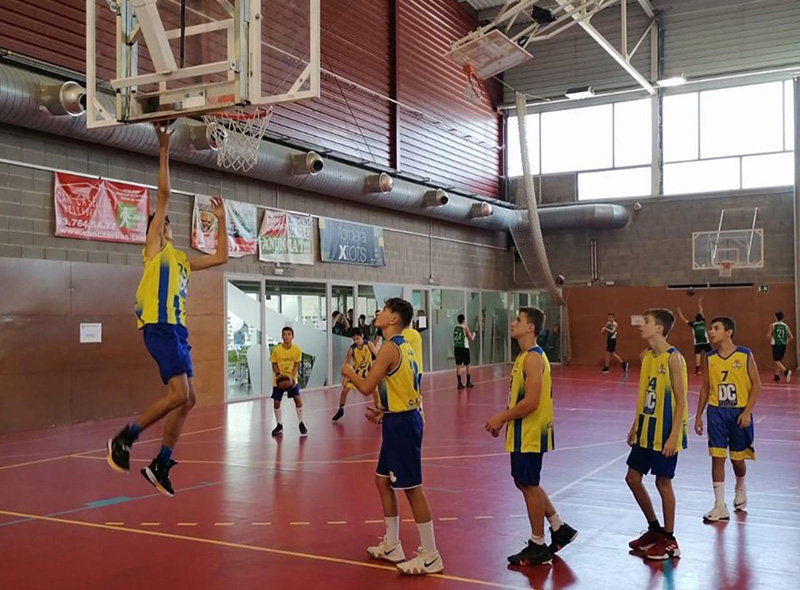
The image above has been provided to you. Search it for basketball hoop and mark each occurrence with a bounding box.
[463,65,484,104]
[718,261,734,278]
[203,106,273,172]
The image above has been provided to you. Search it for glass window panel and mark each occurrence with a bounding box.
[482,291,509,364]
[227,280,262,401]
[412,289,431,374]
[700,82,784,158]
[506,114,540,177]
[663,93,699,162]
[663,158,741,195]
[264,281,327,388]
[467,291,481,366]
[431,289,465,372]
[614,99,652,167]
[331,285,355,385]
[741,152,794,189]
[541,104,613,173]
[785,80,794,152]
[358,284,403,347]
[578,167,651,200]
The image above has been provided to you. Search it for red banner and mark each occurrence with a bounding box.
[54,173,150,244]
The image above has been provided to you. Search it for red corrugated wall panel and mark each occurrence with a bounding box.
[397,0,502,198]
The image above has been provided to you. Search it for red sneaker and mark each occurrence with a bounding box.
[628,529,662,552]
[644,535,680,560]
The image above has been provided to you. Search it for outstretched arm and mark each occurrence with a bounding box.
[698,297,705,318]
[188,196,229,271]
[677,307,688,324]
[145,122,172,261]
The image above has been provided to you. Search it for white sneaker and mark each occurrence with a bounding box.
[703,504,731,523]
[367,536,405,564]
[396,548,444,575]
[787,370,792,383]
[733,489,748,511]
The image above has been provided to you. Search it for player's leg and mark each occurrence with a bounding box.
[541,488,578,554]
[403,485,442,572]
[730,412,755,511]
[291,388,307,435]
[456,356,464,389]
[465,348,473,387]
[625,447,665,552]
[369,430,405,565]
[507,453,552,565]
[333,382,349,421]
[271,388,284,436]
[694,350,702,374]
[705,407,732,521]
[602,350,611,373]
[647,475,680,560]
[731,458,747,510]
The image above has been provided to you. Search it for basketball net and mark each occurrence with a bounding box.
[509,91,571,362]
[463,65,484,104]
[718,261,734,278]
[203,106,273,172]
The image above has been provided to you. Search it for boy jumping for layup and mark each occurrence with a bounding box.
[485,307,577,566]
[107,123,229,496]
[626,309,688,560]
[677,297,712,376]
[333,328,377,421]
[695,316,761,522]
[342,298,443,575]
[601,313,629,374]
[767,311,793,382]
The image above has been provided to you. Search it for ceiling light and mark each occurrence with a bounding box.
[565,86,595,100]
[657,75,687,87]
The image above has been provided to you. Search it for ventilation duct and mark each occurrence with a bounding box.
[0,64,629,233]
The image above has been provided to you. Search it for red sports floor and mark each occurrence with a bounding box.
[1,365,799,590]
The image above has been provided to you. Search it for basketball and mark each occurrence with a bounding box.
[276,375,294,390]
[687,287,696,297]
[555,274,565,285]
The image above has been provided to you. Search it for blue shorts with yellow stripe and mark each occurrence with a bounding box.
[707,405,755,460]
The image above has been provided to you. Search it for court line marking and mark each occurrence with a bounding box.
[327,521,347,525]
[0,509,530,590]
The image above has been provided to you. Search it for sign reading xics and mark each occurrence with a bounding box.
[319,219,386,267]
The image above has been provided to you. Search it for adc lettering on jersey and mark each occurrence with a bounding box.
[717,383,738,406]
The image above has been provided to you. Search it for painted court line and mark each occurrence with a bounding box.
[0,509,529,590]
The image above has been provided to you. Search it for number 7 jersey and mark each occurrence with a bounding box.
[707,347,752,408]
[634,347,689,452]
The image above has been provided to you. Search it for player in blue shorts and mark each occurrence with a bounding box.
[106,123,229,496]
[486,307,577,566]
[625,309,688,560]
[342,297,443,575]
[695,316,761,522]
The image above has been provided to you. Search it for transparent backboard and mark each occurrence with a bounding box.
[86,0,320,127]
[692,229,764,271]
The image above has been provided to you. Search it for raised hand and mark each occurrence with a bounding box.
[153,121,174,148]
[210,196,225,219]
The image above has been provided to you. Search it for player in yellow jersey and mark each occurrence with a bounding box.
[270,326,305,436]
[485,307,577,566]
[342,298,443,576]
[402,324,424,391]
[107,123,229,496]
[695,316,761,522]
[625,309,688,561]
[332,327,377,421]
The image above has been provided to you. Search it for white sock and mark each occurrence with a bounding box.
[547,513,563,532]
[735,476,746,492]
[416,520,437,554]
[530,534,546,545]
[713,481,725,507]
[296,406,304,423]
[385,516,400,545]
[274,407,282,425]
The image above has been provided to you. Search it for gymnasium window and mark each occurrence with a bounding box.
[663,80,794,195]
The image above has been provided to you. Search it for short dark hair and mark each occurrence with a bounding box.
[331,311,341,320]
[711,316,736,336]
[776,311,784,321]
[359,314,366,321]
[643,308,675,337]
[351,327,363,337]
[608,312,615,316]
[282,326,294,336]
[457,314,465,323]
[384,297,414,328]
[519,307,545,337]
[146,213,170,234]
[695,313,704,323]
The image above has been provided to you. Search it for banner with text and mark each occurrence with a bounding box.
[54,173,149,243]
[319,218,386,267]
[258,211,314,265]
[191,195,257,257]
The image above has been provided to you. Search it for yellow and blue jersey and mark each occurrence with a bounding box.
[378,335,421,413]
[270,343,302,386]
[504,346,554,454]
[634,347,689,452]
[707,347,752,408]
[352,343,374,376]
[135,242,191,329]
[401,327,424,374]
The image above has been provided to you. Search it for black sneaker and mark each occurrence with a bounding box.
[466,382,474,388]
[774,375,781,382]
[271,424,283,436]
[299,422,308,436]
[106,430,131,473]
[141,458,176,497]
[548,523,578,554]
[601,367,610,374]
[622,362,630,374]
[457,382,465,390]
[332,408,344,421]
[508,540,552,566]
